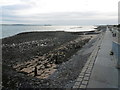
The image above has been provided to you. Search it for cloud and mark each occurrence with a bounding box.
[1,0,119,25]
[0,0,20,6]
[118,1,120,24]
[2,11,118,25]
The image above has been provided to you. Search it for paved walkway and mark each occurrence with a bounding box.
[87,27,119,88]
[73,27,120,88]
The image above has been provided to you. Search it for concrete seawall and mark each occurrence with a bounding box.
[112,41,120,68]
[112,27,120,68]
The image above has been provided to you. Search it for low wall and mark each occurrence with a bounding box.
[112,41,120,68]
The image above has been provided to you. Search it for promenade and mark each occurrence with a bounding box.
[73,27,120,88]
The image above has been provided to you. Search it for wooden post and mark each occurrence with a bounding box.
[34,66,37,76]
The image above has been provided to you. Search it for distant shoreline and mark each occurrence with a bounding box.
[2,29,98,39]
[1,25,97,39]
[1,24,52,26]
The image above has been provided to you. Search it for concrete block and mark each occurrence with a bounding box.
[82,80,88,85]
[76,77,83,82]
[83,77,89,81]
[79,85,87,88]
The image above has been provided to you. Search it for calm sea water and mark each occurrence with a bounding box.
[1,25,96,39]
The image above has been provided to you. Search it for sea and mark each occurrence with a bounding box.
[1,25,97,39]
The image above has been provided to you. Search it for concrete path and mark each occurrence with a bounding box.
[73,29,104,88]
[73,27,120,88]
[87,27,119,88]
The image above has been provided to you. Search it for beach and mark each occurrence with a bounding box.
[1,0,118,89]
[2,30,100,89]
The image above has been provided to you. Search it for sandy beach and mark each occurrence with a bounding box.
[2,31,100,89]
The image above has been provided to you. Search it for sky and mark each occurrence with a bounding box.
[0,0,119,25]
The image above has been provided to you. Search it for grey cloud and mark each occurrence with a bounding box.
[2,11,118,25]
[118,1,120,24]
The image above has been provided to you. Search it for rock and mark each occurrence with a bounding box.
[45,64,51,68]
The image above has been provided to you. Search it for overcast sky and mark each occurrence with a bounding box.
[0,0,119,25]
